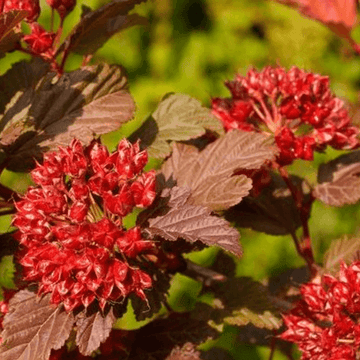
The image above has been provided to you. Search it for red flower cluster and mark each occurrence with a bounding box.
[281,261,360,360]
[13,139,157,312]
[23,23,55,58]
[1,0,40,22]
[212,66,359,165]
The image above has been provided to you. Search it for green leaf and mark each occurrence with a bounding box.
[130,93,224,159]
[0,255,16,289]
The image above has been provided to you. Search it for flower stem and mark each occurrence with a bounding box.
[268,332,277,360]
[277,165,317,276]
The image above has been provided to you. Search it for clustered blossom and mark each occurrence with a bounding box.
[13,139,157,312]
[1,0,76,72]
[212,66,359,165]
[281,261,360,359]
[23,23,55,58]
[1,0,40,22]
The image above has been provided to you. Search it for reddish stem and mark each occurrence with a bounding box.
[268,331,277,360]
[0,0,4,13]
[54,18,64,48]
[277,165,317,276]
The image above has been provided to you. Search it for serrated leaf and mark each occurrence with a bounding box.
[268,266,309,299]
[210,251,236,278]
[129,312,219,360]
[323,236,360,275]
[161,130,277,211]
[0,59,49,115]
[75,308,116,356]
[0,255,16,289]
[224,173,311,235]
[0,62,134,171]
[147,187,242,256]
[313,151,360,206]
[205,278,282,330]
[60,0,147,55]
[130,93,224,159]
[0,10,28,57]
[0,290,74,360]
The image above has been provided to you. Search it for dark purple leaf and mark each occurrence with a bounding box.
[0,290,74,360]
[60,0,148,55]
[0,231,18,258]
[268,266,309,299]
[146,187,242,256]
[314,150,360,206]
[0,59,49,115]
[236,324,293,357]
[161,130,277,211]
[130,93,224,159]
[203,277,282,330]
[129,312,219,360]
[75,307,116,356]
[210,250,236,278]
[225,173,311,235]
[0,10,27,56]
[0,62,134,171]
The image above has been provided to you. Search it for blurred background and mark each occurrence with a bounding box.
[2,0,360,358]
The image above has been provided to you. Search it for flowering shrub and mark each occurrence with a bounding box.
[2,0,360,360]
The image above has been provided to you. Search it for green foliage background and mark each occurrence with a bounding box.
[2,0,360,358]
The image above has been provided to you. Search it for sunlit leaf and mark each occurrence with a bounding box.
[147,187,242,256]
[130,93,224,159]
[314,150,360,206]
[0,62,134,171]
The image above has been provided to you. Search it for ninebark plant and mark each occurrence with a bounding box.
[1,1,360,360]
